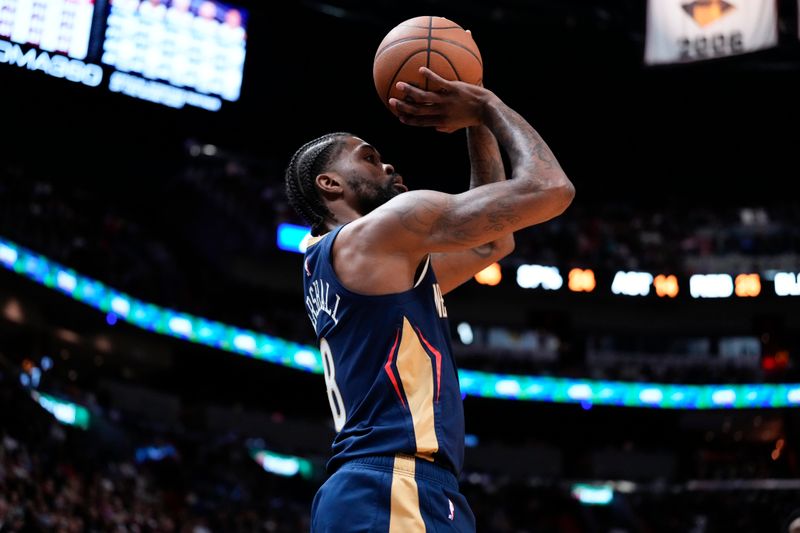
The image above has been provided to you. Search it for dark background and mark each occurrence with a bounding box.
[4,0,799,206]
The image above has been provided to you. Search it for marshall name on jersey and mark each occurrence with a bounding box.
[302,225,465,475]
[305,278,342,331]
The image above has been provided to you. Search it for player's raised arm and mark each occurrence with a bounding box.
[370,67,574,255]
[429,125,516,294]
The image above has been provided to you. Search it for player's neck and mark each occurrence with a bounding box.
[325,202,363,232]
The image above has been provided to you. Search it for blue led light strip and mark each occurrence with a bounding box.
[0,237,321,373]
[2,236,799,409]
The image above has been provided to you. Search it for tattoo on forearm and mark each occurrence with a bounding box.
[468,126,504,188]
[486,102,563,178]
[384,104,560,256]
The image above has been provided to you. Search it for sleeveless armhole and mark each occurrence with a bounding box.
[413,255,431,289]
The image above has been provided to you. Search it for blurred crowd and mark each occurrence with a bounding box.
[4,157,800,312]
[0,161,308,344]
[0,373,312,533]
[515,203,800,275]
[1,258,799,532]
[1,358,799,533]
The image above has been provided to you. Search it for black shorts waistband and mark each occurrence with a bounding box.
[340,454,459,490]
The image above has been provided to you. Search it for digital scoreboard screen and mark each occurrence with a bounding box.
[0,0,95,59]
[0,0,249,111]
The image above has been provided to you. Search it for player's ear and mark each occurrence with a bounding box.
[316,173,343,195]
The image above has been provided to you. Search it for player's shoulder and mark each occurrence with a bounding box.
[341,190,445,250]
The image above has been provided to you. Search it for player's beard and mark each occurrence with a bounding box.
[347,173,403,215]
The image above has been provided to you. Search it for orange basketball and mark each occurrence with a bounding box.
[373,16,483,116]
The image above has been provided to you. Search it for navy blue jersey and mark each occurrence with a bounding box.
[302,224,465,475]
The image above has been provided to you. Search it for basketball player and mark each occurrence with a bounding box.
[285,67,574,532]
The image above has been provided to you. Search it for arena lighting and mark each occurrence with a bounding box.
[611,271,654,296]
[734,274,761,297]
[568,268,596,292]
[474,262,502,286]
[689,274,734,298]
[456,371,800,408]
[456,322,474,345]
[774,272,800,296]
[31,391,90,430]
[4,236,800,409]
[0,242,18,265]
[654,274,679,298]
[251,449,314,479]
[464,434,479,447]
[135,444,178,464]
[516,264,563,290]
[277,223,312,253]
[571,484,613,506]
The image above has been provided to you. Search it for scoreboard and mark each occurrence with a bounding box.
[0,0,249,111]
[0,0,95,59]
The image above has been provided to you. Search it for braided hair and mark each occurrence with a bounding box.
[284,132,352,236]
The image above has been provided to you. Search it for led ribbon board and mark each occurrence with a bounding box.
[2,236,799,409]
[0,236,321,373]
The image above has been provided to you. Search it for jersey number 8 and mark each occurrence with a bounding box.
[320,337,346,432]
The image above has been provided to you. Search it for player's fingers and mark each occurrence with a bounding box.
[418,67,452,91]
[396,82,442,104]
[389,98,440,116]
[396,113,444,127]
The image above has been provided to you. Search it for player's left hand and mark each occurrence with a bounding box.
[389,67,493,134]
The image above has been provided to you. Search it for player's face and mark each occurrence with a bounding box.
[338,137,407,215]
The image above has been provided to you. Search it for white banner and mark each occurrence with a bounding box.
[645,0,778,65]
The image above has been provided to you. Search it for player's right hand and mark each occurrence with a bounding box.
[389,67,495,133]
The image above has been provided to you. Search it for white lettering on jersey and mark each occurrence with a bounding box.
[433,283,448,318]
[305,279,342,333]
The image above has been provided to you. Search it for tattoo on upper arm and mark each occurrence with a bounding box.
[392,198,441,235]
[484,200,522,232]
[389,192,523,248]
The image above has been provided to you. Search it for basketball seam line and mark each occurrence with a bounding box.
[374,37,483,67]
[431,50,461,82]
[425,16,432,92]
[399,25,462,29]
[385,49,428,104]
[380,49,465,102]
